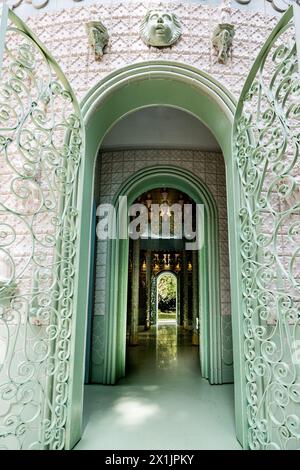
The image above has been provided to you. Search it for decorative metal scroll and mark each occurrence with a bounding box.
[234,8,300,450]
[0,8,83,449]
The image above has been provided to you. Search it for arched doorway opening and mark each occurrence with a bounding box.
[69,61,246,450]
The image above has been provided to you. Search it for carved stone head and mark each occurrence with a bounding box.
[139,10,182,47]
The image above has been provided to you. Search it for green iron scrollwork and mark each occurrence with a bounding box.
[0,7,83,449]
[234,7,300,450]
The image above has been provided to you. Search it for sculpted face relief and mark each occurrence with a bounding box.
[140,10,182,47]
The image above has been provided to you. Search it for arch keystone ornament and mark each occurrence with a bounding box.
[233,5,300,450]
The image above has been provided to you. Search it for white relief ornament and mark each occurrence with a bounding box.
[235,0,295,12]
[139,10,182,48]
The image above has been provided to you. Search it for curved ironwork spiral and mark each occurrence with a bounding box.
[0,9,83,449]
[234,8,300,450]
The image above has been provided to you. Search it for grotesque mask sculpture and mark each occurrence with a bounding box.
[139,10,182,48]
[212,23,235,64]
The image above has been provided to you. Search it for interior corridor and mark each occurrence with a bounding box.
[76,325,240,450]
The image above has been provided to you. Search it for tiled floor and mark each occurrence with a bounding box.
[75,325,241,450]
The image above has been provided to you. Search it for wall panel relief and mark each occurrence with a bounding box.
[139,10,182,47]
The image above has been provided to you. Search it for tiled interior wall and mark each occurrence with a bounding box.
[91,149,233,383]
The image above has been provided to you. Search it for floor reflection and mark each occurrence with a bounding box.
[156,323,178,369]
[77,322,239,450]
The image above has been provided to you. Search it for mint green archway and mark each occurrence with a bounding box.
[105,165,221,387]
[68,62,246,450]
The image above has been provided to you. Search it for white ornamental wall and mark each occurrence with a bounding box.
[92,149,233,383]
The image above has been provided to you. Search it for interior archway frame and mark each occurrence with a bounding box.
[105,164,221,385]
[68,61,246,450]
[155,270,178,324]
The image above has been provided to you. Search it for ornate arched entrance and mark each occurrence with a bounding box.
[156,271,178,324]
[70,61,246,450]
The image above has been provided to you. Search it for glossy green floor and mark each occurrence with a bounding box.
[75,325,241,450]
